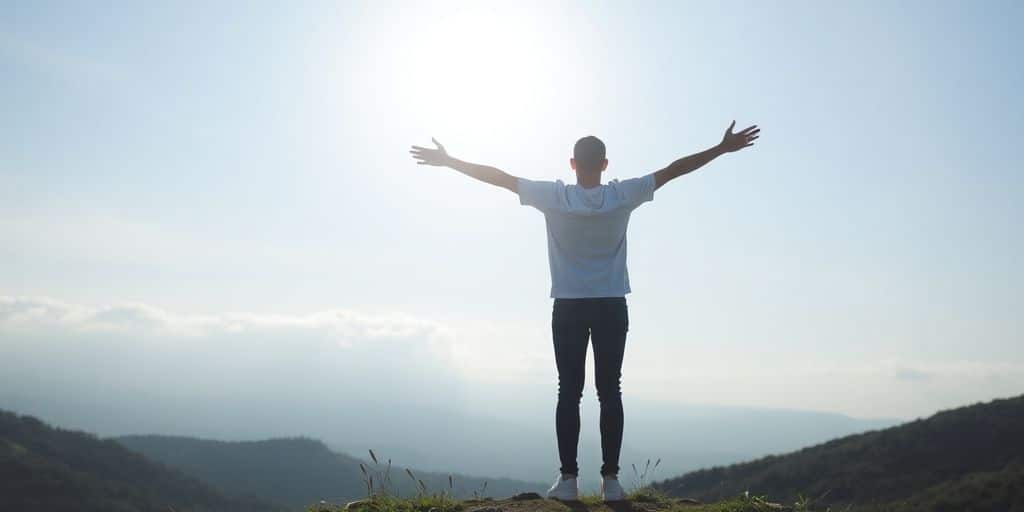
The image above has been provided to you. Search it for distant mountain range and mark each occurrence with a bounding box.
[114,434,547,509]
[3,394,1022,511]
[651,394,1024,511]
[1,390,899,495]
[322,398,897,490]
[1,407,544,511]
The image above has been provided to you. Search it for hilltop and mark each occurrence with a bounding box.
[6,393,1023,512]
[650,394,1024,511]
[311,488,795,512]
[1,405,796,512]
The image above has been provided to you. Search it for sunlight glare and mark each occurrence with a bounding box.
[400,7,562,144]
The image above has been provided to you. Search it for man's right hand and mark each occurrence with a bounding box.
[409,137,453,167]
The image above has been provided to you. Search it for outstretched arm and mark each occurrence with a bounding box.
[409,138,518,193]
[653,121,759,191]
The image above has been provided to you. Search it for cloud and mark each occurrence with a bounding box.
[871,357,1024,384]
[0,296,550,402]
[3,296,1022,424]
[0,294,567,450]
[0,295,456,351]
[0,296,495,436]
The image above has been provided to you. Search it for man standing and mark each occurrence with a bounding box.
[409,121,759,502]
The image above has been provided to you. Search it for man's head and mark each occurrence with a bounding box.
[571,135,608,174]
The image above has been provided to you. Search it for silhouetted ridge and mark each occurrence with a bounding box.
[650,394,1024,511]
[0,409,281,512]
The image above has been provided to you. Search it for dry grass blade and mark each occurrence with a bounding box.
[369,449,379,464]
[405,468,416,481]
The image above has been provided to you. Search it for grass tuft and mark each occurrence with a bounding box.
[310,492,466,512]
[626,485,673,505]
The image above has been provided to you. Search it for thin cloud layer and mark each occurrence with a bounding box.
[0,295,490,439]
[0,295,455,345]
[2,296,1022,424]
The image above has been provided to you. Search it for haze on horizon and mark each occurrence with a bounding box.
[1,0,1021,455]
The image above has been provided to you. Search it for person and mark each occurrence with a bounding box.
[408,121,760,502]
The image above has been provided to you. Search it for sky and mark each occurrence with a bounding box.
[1,0,1022,424]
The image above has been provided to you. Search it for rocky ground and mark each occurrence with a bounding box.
[317,489,795,512]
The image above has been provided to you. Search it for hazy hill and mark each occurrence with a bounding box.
[650,394,1024,511]
[115,434,548,509]
[0,409,281,512]
[3,389,894,492]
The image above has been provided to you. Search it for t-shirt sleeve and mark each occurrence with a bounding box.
[615,172,656,208]
[517,177,562,212]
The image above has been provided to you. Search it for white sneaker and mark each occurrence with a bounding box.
[600,475,626,502]
[546,473,578,501]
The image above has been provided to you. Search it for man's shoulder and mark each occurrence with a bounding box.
[607,173,655,186]
[517,176,566,188]
[606,173,656,204]
[517,176,567,210]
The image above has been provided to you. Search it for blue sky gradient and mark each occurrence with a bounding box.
[2,1,1022,420]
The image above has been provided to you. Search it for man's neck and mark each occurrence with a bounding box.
[575,172,602,189]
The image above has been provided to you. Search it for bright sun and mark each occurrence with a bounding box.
[398,7,563,139]
[321,3,585,168]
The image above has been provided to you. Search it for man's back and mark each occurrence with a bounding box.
[410,122,759,493]
[517,173,656,298]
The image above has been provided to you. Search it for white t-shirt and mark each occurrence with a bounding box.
[517,172,656,298]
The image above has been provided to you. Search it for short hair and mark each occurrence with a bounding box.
[573,135,606,172]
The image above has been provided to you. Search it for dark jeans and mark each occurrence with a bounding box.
[551,296,629,478]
